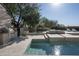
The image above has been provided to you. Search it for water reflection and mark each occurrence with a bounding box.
[26,41,79,55]
[54,45,62,56]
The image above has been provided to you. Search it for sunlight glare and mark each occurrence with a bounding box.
[51,3,62,7]
[54,45,61,56]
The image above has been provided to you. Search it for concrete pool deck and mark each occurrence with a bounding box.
[0,36,32,56]
[61,34,79,41]
[46,34,79,42]
[46,34,65,42]
[0,34,79,55]
[0,35,46,56]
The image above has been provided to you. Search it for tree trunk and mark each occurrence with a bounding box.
[17,23,20,37]
[17,27,20,37]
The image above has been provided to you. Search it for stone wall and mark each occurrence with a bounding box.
[0,34,3,45]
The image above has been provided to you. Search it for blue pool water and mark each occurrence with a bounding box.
[25,40,79,55]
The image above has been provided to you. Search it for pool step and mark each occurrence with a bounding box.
[43,34,49,39]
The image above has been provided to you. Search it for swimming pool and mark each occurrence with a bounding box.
[25,39,79,55]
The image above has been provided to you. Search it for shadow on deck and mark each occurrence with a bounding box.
[0,36,28,49]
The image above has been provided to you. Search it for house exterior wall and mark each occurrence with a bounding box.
[0,4,13,45]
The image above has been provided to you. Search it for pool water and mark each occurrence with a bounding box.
[25,40,79,55]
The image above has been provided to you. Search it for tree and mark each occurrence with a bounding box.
[39,17,58,29]
[2,3,22,37]
[2,3,40,36]
[22,4,40,32]
[56,24,66,30]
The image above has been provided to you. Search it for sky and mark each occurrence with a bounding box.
[40,3,79,26]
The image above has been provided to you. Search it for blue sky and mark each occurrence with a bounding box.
[40,3,79,26]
